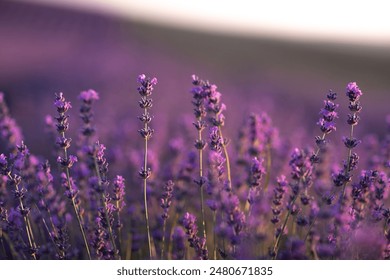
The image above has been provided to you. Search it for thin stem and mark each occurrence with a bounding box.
[340,125,355,201]
[64,167,91,259]
[34,204,63,258]
[61,134,91,260]
[197,120,207,242]
[218,127,232,190]
[143,113,152,259]
[161,219,167,259]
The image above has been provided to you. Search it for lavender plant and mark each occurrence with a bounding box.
[54,92,91,259]
[0,77,389,260]
[137,74,157,259]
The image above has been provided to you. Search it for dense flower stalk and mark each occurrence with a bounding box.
[247,113,276,191]
[271,175,288,227]
[78,89,99,140]
[54,92,91,259]
[90,141,119,258]
[204,78,232,192]
[336,82,363,201]
[181,212,208,259]
[112,175,125,242]
[191,75,208,241]
[311,90,338,164]
[246,157,265,218]
[221,192,246,256]
[137,74,157,259]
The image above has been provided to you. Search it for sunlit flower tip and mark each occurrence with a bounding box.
[79,89,99,102]
[54,93,72,116]
[137,74,146,83]
[191,74,200,85]
[346,82,363,102]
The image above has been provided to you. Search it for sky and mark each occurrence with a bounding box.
[14,0,390,45]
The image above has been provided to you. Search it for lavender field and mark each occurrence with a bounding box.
[0,1,390,260]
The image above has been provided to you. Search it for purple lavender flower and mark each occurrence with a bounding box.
[221,193,246,249]
[137,74,157,260]
[247,157,265,205]
[113,175,126,212]
[79,89,99,138]
[160,180,174,220]
[181,212,208,260]
[346,82,363,102]
[336,82,364,202]
[53,92,91,259]
[271,175,287,225]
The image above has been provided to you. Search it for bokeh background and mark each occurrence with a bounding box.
[1,0,390,159]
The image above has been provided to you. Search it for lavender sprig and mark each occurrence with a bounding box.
[54,92,91,259]
[90,141,119,258]
[137,74,157,259]
[112,175,125,251]
[311,90,338,164]
[181,212,208,259]
[191,75,208,242]
[337,82,363,202]
[247,157,265,217]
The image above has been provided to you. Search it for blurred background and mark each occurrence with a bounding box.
[1,0,390,157]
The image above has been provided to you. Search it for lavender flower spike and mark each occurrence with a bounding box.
[137,74,157,259]
[338,82,364,201]
[54,92,91,259]
[182,212,208,260]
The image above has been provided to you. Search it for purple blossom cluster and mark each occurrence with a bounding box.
[0,77,389,260]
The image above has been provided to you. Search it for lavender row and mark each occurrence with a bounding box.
[0,77,389,260]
